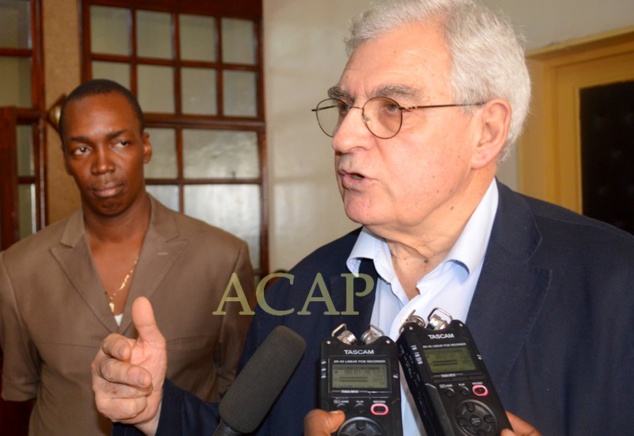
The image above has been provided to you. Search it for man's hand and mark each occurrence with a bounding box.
[304,409,346,436]
[303,408,540,436]
[91,297,167,435]
[502,411,542,436]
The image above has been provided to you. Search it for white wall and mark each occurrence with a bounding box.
[264,0,634,271]
[264,1,368,270]
[481,0,634,51]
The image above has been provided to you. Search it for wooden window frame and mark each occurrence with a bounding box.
[0,0,46,248]
[80,0,268,275]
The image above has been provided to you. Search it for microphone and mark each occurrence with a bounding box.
[213,325,307,435]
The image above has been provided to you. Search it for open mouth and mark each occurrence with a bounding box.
[339,170,369,189]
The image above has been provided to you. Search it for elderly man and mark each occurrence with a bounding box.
[91,0,634,435]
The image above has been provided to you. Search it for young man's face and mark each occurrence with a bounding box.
[62,92,152,218]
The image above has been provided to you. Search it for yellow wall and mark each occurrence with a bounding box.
[43,0,81,223]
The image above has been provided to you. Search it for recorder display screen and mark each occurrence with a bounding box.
[423,345,477,374]
[331,363,388,389]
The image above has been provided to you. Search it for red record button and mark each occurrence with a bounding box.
[472,385,489,397]
[371,403,389,416]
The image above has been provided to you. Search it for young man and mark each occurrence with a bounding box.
[91,1,634,434]
[0,79,255,435]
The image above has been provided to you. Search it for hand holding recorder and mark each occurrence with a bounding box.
[397,308,542,436]
[303,409,540,436]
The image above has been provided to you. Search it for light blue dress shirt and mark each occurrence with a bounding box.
[345,180,499,435]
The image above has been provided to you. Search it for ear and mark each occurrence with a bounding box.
[471,98,511,169]
[142,131,152,164]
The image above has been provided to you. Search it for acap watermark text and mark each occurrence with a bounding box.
[212,272,375,316]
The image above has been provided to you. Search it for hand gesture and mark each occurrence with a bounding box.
[91,297,167,435]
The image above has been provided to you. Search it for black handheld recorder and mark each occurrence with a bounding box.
[320,324,402,436]
[397,308,511,436]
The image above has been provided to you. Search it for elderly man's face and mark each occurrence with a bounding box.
[332,21,487,239]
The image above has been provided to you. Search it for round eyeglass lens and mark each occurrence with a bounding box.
[315,98,344,137]
[365,97,403,139]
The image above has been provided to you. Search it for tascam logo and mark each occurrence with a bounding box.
[428,333,455,339]
[343,349,375,355]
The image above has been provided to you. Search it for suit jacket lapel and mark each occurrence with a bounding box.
[51,198,189,334]
[51,210,120,331]
[328,257,378,339]
[467,182,552,390]
[319,184,551,392]
[119,197,188,333]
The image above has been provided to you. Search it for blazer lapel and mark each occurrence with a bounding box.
[119,198,188,333]
[467,183,552,390]
[51,210,120,331]
[328,258,378,339]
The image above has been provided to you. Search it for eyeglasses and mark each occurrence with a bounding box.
[311,96,485,139]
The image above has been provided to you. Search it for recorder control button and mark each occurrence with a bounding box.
[353,403,366,414]
[334,401,349,412]
[443,388,456,397]
[455,400,498,436]
[371,403,389,416]
[460,387,471,396]
[339,417,385,436]
[473,385,489,396]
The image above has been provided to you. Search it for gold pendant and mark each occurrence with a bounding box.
[109,301,115,313]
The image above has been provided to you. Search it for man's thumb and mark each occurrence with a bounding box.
[132,297,164,345]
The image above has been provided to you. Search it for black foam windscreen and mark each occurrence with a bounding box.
[218,325,306,433]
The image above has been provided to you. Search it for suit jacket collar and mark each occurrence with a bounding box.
[322,182,552,390]
[328,257,377,339]
[466,181,552,389]
[53,209,117,330]
[51,195,189,333]
[121,196,189,332]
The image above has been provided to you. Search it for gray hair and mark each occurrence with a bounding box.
[346,0,531,161]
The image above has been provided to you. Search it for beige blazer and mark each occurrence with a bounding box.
[0,196,255,435]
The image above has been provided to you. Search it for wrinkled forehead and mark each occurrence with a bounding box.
[337,22,453,103]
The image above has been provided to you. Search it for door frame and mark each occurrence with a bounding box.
[0,107,19,249]
[518,27,634,213]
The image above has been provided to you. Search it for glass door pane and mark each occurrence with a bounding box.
[137,10,172,59]
[184,184,261,267]
[183,129,259,178]
[0,0,31,48]
[0,57,31,106]
[180,15,216,61]
[90,6,130,55]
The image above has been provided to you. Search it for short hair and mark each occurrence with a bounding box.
[346,0,531,162]
[58,79,145,146]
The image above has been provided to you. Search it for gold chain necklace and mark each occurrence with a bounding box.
[104,257,139,314]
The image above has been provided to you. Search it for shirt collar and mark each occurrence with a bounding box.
[346,180,499,279]
[447,180,498,274]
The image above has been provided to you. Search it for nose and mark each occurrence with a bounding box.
[91,146,115,175]
[331,106,374,154]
